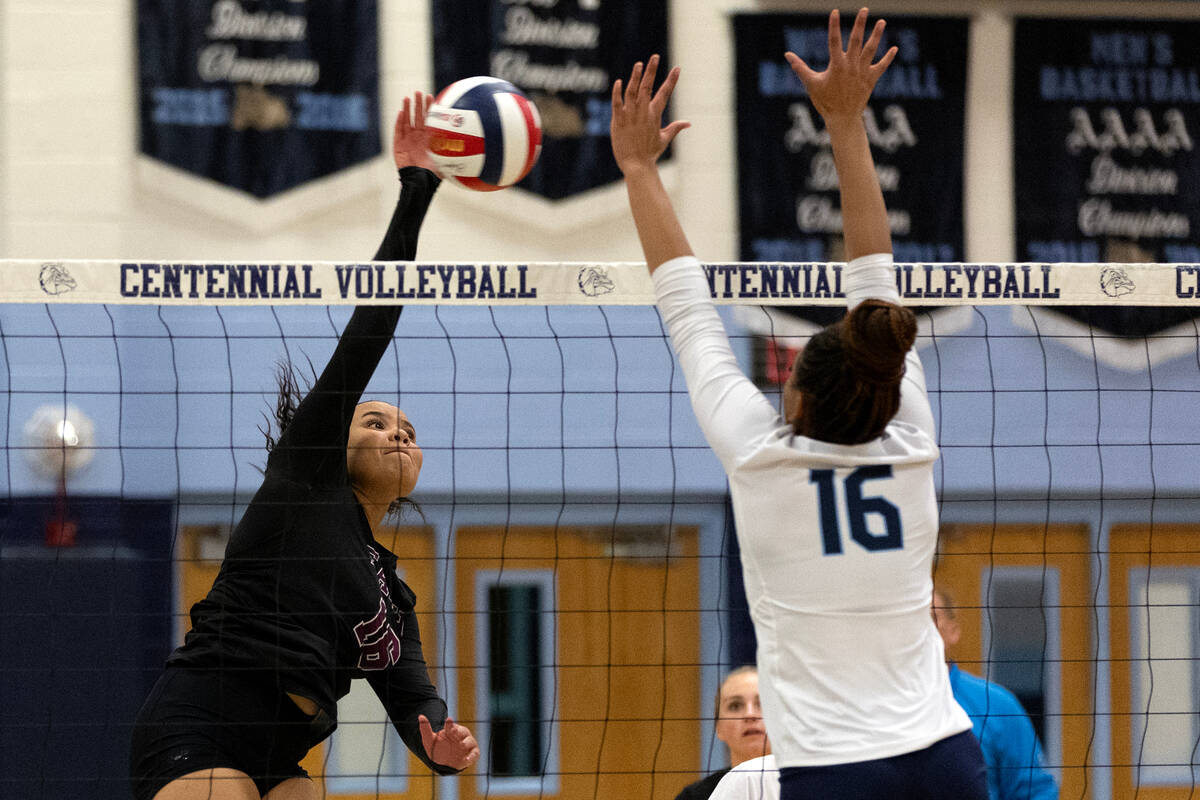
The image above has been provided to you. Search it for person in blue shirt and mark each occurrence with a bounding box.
[932,589,1059,800]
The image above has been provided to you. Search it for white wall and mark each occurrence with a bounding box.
[1,0,1199,264]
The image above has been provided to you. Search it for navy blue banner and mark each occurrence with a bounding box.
[1014,18,1200,336]
[137,0,380,199]
[433,0,668,200]
[734,14,967,329]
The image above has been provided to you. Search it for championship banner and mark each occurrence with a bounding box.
[1014,17,1200,336]
[7,260,1199,307]
[734,15,968,296]
[734,14,967,385]
[137,0,380,199]
[432,0,668,200]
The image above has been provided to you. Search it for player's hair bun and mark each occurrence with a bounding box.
[841,299,916,386]
[790,299,918,445]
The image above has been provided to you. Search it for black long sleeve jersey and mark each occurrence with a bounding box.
[167,167,456,774]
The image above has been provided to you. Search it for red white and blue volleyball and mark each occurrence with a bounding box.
[426,77,543,191]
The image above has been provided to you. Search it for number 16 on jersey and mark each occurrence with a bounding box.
[810,465,904,555]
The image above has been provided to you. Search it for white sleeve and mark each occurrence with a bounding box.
[708,758,780,800]
[843,251,900,307]
[895,349,936,437]
[844,252,935,439]
[652,256,782,472]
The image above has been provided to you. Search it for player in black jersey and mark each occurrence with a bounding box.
[129,93,479,800]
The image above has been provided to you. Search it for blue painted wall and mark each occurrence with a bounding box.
[1,302,1196,503]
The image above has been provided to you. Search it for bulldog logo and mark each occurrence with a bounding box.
[39,263,77,295]
[1099,267,1135,298]
[578,266,615,297]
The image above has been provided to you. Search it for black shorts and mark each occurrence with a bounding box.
[779,730,988,800]
[129,667,315,800]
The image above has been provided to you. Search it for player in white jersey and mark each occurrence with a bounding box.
[709,755,780,800]
[610,9,987,799]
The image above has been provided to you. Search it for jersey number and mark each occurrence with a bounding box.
[809,465,903,555]
[354,598,402,670]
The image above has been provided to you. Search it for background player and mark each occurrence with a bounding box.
[709,754,780,800]
[610,9,987,799]
[129,93,479,800]
[674,666,771,800]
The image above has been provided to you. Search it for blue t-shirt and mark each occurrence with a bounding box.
[949,664,1058,800]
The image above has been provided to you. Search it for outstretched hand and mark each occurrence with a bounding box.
[785,8,897,124]
[610,54,690,176]
[419,714,480,771]
[392,92,437,173]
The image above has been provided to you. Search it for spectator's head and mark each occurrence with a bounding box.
[714,666,770,766]
[931,587,961,660]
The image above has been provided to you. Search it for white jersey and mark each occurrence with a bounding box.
[709,755,781,800]
[653,254,971,767]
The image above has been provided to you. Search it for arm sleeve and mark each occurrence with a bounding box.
[375,167,441,261]
[652,256,782,472]
[268,168,440,483]
[843,253,935,439]
[708,762,780,800]
[366,610,460,776]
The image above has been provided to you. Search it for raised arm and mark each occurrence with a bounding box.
[268,96,440,482]
[787,10,936,437]
[786,8,896,262]
[376,92,441,262]
[611,58,780,469]
[610,55,692,273]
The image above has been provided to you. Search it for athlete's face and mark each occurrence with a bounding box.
[714,670,770,766]
[347,401,423,499]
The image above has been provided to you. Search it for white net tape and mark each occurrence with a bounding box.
[5,259,1199,306]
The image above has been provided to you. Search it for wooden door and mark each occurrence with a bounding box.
[454,525,700,800]
[1109,524,1200,800]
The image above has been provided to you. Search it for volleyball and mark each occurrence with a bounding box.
[425,77,543,191]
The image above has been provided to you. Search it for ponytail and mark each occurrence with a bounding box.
[261,358,311,457]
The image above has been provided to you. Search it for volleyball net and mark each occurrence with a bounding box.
[1,260,1198,800]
